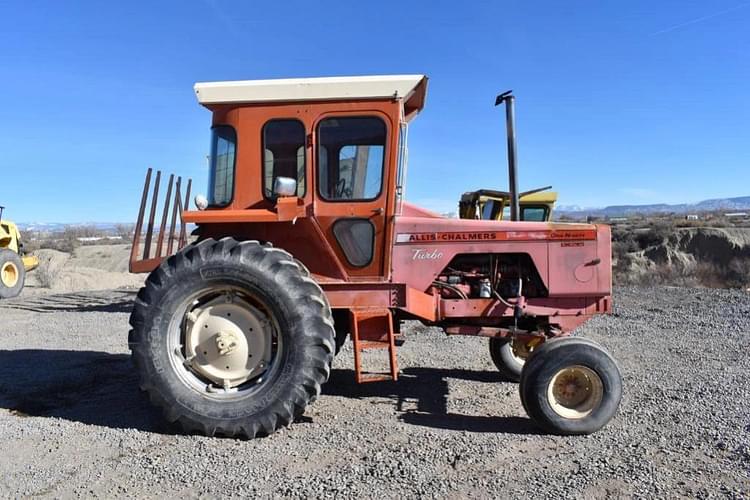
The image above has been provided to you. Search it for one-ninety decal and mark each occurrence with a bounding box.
[395,229,597,244]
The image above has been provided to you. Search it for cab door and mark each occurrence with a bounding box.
[312,112,394,279]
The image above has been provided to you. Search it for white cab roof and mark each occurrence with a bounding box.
[194,75,428,118]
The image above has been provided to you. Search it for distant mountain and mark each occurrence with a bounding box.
[556,204,597,213]
[694,196,750,212]
[16,222,124,233]
[557,195,750,219]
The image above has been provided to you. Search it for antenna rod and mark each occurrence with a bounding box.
[495,90,519,221]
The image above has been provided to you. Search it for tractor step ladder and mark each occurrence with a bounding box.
[349,308,398,383]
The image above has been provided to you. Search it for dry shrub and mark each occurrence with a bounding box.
[612,229,639,252]
[725,258,750,288]
[653,263,699,287]
[114,224,135,242]
[636,221,674,249]
[44,232,79,253]
[691,259,750,288]
[612,230,640,285]
[34,258,57,289]
[19,230,40,253]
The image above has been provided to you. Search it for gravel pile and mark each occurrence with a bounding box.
[0,286,748,498]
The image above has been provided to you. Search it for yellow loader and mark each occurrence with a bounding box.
[458,186,558,222]
[0,206,39,299]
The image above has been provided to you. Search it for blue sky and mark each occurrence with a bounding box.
[1,0,749,222]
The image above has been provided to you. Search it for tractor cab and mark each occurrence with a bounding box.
[130,75,429,277]
[131,75,429,279]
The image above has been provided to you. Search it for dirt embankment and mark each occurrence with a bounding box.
[616,227,750,287]
[25,244,144,295]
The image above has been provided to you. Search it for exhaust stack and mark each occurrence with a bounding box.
[495,91,519,221]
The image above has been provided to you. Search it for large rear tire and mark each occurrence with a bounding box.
[296,257,349,354]
[0,249,25,299]
[519,337,622,435]
[128,238,335,438]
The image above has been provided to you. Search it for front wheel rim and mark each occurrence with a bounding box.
[1,262,18,288]
[547,365,604,419]
[511,340,532,362]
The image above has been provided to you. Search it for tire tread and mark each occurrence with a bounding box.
[128,238,334,438]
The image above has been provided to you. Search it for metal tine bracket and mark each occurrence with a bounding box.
[129,168,192,273]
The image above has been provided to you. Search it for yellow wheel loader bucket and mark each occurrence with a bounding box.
[22,255,39,272]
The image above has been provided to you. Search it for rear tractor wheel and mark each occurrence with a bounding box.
[519,337,622,435]
[0,249,25,299]
[128,238,335,438]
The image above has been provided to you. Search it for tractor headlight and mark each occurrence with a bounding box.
[194,194,208,211]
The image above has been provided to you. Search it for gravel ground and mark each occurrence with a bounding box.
[0,286,748,498]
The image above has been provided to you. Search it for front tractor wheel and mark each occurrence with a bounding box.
[519,337,622,435]
[0,249,25,299]
[128,238,335,438]
[488,338,531,382]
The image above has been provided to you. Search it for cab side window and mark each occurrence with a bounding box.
[521,206,548,222]
[208,126,236,206]
[263,120,306,197]
[317,117,386,201]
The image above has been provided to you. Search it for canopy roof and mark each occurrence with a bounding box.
[194,75,428,120]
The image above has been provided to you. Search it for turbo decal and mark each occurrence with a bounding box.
[395,229,597,244]
[411,249,444,260]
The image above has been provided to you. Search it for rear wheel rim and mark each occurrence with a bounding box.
[1,262,18,288]
[546,365,604,419]
[167,286,282,400]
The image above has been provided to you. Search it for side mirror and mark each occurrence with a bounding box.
[273,177,297,197]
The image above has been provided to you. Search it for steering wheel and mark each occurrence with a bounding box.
[335,179,351,199]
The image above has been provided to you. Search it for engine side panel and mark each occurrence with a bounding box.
[391,216,611,298]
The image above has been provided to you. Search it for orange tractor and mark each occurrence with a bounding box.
[129,75,621,438]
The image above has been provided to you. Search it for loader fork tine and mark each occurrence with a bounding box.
[156,174,174,258]
[143,170,161,260]
[179,179,192,249]
[167,177,182,256]
[129,168,193,273]
[130,168,152,266]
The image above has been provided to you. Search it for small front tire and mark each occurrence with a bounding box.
[488,338,525,382]
[519,337,622,435]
